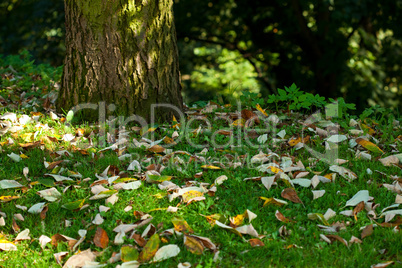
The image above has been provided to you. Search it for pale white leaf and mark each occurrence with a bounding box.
[45,174,73,182]
[39,235,52,249]
[214,175,228,185]
[127,160,141,171]
[324,208,336,221]
[0,179,23,189]
[15,229,30,241]
[345,190,371,207]
[326,134,347,143]
[7,152,21,162]
[261,176,275,191]
[235,224,259,238]
[28,202,46,214]
[62,249,96,268]
[37,187,62,202]
[92,214,104,225]
[291,178,311,188]
[312,190,325,199]
[152,244,180,262]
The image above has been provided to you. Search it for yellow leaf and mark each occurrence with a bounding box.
[269,166,283,174]
[19,154,29,159]
[232,118,246,127]
[163,136,176,144]
[201,165,221,170]
[356,138,384,154]
[138,233,160,263]
[0,195,20,202]
[171,216,193,234]
[361,124,375,135]
[182,190,204,203]
[256,104,268,116]
[260,197,288,207]
[184,235,204,255]
[230,213,245,227]
[288,137,301,146]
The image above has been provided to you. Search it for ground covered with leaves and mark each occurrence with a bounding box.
[0,54,401,268]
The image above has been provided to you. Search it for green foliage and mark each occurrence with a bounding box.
[0,50,62,111]
[239,91,264,108]
[267,84,328,112]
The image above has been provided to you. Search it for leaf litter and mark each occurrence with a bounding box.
[0,99,401,267]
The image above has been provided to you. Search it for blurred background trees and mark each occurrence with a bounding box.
[1,0,401,112]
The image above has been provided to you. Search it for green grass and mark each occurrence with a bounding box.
[0,104,401,268]
[0,53,401,267]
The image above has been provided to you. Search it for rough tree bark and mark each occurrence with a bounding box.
[57,0,183,122]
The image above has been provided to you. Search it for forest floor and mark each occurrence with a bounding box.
[0,54,401,268]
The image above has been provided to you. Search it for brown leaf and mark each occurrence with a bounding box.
[325,234,348,247]
[241,109,260,124]
[184,235,204,255]
[281,188,303,205]
[378,216,402,227]
[93,227,109,249]
[275,210,294,223]
[148,145,165,153]
[40,205,48,220]
[353,201,365,221]
[249,238,265,247]
[51,234,77,249]
[12,218,20,233]
[107,165,120,176]
[361,224,373,239]
[130,233,147,247]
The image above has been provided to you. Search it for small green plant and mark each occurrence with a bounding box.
[328,97,356,118]
[267,83,327,112]
[239,91,264,108]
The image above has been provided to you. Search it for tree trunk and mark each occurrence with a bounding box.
[57,0,183,122]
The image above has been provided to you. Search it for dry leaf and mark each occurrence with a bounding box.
[353,201,365,221]
[93,227,109,249]
[356,138,384,154]
[184,235,204,255]
[281,188,303,205]
[361,224,373,239]
[249,238,265,247]
[138,233,160,263]
[275,210,294,223]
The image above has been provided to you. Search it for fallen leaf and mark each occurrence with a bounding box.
[353,201,365,221]
[138,233,160,263]
[249,238,265,247]
[361,224,373,239]
[275,210,294,223]
[62,249,96,268]
[281,188,303,205]
[171,216,193,234]
[356,138,384,154]
[93,227,109,249]
[152,244,180,262]
[184,235,204,255]
[121,245,139,262]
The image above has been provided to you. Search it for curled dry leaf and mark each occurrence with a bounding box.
[275,210,294,223]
